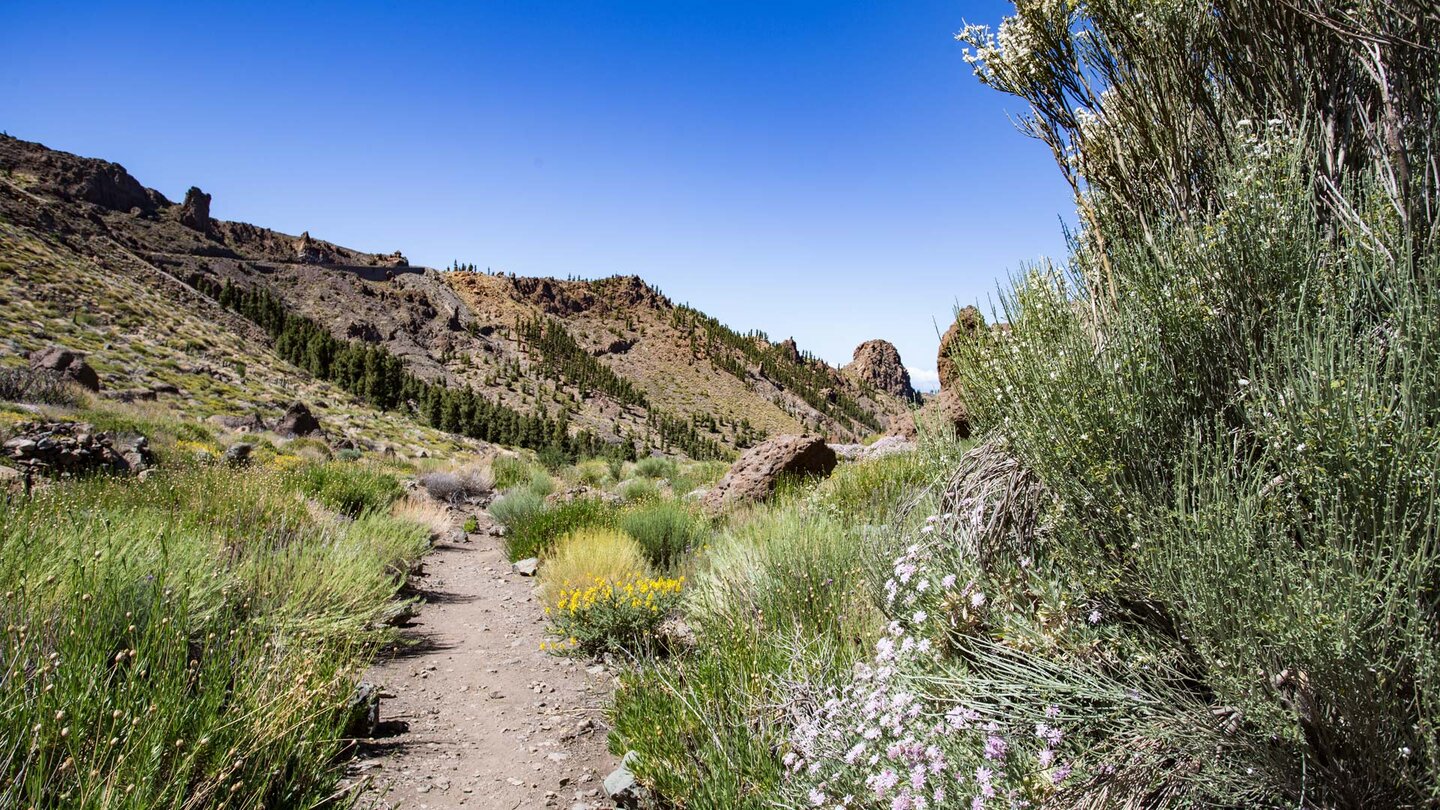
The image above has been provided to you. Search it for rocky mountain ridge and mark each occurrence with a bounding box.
[0,135,914,458]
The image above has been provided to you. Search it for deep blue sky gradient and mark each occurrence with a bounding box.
[0,1,1072,389]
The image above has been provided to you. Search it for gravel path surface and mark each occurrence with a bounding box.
[353,508,620,810]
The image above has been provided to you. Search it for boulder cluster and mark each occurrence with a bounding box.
[209,402,323,437]
[2,421,153,478]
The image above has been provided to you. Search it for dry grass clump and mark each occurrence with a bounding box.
[538,527,649,603]
[419,463,493,503]
[392,493,452,535]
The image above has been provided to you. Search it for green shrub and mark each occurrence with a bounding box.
[491,455,532,489]
[575,458,611,487]
[336,448,363,462]
[537,443,570,471]
[620,500,708,570]
[504,497,616,562]
[489,487,545,530]
[538,527,650,603]
[617,477,658,503]
[526,469,556,499]
[671,459,729,495]
[287,462,402,517]
[462,515,479,534]
[633,456,677,480]
[689,508,885,645]
[547,569,681,656]
[0,465,429,808]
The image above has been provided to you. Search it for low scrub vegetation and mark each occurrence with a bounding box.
[504,497,617,561]
[584,4,1440,809]
[619,500,707,571]
[547,573,683,657]
[538,528,649,604]
[489,487,546,532]
[419,466,493,503]
[288,460,403,517]
[0,366,83,407]
[0,458,428,807]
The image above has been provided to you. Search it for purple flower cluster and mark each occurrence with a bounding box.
[783,513,1075,808]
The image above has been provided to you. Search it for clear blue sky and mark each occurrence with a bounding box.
[0,1,1072,391]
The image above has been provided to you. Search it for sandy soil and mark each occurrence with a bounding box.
[351,508,620,810]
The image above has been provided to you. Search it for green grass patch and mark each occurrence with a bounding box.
[503,497,617,561]
[619,499,708,571]
[0,463,429,808]
[286,461,403,517]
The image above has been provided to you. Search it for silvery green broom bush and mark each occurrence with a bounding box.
[852,0,1440,807]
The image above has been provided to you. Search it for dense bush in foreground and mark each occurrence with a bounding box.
[0,462,428,807]
[600,3,1440,809]
[826,2,1440,807]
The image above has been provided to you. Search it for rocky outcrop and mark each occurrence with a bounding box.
[929,388,972,439]
[888,409,917,439]
[701,435,837,512]
[179,186,212,231]
[831,435,917,462]
[937,306,984,391]
[846,339,916,401]
[592,338,634,356]
[274,402,322,437]
[376,250,409,268]
[294,231,339,265]
[2,421,152,477]
[209,413,268,433]
[777,338,802,364]
[29,346,100,392]
[0,135,169,213]
[930,306,987,437]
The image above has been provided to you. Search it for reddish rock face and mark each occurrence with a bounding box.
[702,434,837,513]
[179,186,212,232]
[846,339,915,401]
[937,306,985,392]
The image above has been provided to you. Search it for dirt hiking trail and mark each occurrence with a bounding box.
[352,506,621,810]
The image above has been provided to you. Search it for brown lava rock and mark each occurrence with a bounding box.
[702,435,837,513]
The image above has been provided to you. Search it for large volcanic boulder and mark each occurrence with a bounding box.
[937,306,984,391]
[274,402,322,437]
[702,435,837,513]
[846,339,916,401]
[179,186,212,231]
[29,346,100,392]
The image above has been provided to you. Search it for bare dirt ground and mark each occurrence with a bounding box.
[351,508,620,810]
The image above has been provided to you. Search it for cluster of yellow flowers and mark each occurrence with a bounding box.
[550,574,684,616]
[175,439,218,458]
